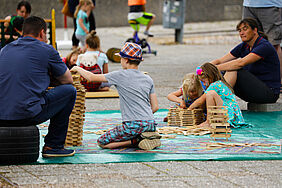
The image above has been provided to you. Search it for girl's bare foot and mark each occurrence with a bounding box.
[197,120,211,129]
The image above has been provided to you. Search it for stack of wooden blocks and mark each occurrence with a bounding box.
[167,107,205,126]
[208,106,231,141]
[65,74,86,146]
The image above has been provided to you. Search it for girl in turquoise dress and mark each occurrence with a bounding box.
[189,63,247,128]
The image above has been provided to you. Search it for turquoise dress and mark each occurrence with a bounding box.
[206,80,247,128]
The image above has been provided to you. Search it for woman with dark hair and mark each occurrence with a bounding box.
[210,18,280,104]
[4,0,31,27]
[2,1,31,46]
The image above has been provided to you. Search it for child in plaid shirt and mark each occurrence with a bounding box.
[71,42,161,150]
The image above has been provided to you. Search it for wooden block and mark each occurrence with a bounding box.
[210,123,230,127]
[85,89,119,98]
[210,134,231,138]
[211,128,231,133]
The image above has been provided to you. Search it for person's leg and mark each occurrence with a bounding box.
[224,71,237,88]
[75,34,87,51]
[242,7,263,31]
[129,20,140,38]
[145,14,155,33]
[198,90,223,127]
[72,18,79,49]
[97,120,156,149]
[99,140,132,149]
[206,90,223,107]
[234,69,279,103]
[252,7,282,83]
[137,12,155,37]
[273,45,282,84]
[89,11,96,31]
[30,85,76,149]
[97,125,134,149]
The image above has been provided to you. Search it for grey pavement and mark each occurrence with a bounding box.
[0,21,281,187]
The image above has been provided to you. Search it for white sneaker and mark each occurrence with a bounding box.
[144,31,154,37]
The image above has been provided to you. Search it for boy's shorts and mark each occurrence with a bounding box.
[129,12,154,31]
[97,120,157,146]
[243,7,282,45]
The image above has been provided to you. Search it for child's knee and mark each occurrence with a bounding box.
[206,90,218,97]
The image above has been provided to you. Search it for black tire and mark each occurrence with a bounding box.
[139,39,148,49]
[126,38,135,43]
[0,126,40,165]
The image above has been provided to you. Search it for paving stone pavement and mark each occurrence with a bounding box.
[0,21,281,187]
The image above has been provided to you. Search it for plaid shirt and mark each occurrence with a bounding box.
[80,64,102,91]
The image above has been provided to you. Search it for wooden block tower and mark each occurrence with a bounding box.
[167,107,181,126]
[65,74,86,146]
[208,106,231,141]
[167,107,205,126]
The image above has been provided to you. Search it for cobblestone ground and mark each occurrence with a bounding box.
[0,21,281,187]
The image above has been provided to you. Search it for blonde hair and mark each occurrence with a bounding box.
[86,30,100,50]
[182,73,203,100]
[74,0,93,18]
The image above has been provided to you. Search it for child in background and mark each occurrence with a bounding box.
[189,63,247,128]
[167,73,204,108]
[63,48,81,69]
[74,0,94,50]
[71,42,161,150]
[77,30,110,91]
[128,0,156,37]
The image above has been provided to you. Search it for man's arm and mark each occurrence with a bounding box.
[149,93,159,113]
[71,66,107,82]
[55,69,73,84]
[210,53,237,65]
[217,53,261,71]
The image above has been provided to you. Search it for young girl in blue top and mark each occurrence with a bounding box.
[77,30,110,91]
[189,63,247,128]
[74,0,94,51]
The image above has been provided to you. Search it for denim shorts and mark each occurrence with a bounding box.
[97,120,157,146]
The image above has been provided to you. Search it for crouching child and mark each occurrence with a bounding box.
[71,42,161,150]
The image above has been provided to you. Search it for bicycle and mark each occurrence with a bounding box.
[126,20,157,56]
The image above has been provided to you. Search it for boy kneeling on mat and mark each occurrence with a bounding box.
[71,42,161,150]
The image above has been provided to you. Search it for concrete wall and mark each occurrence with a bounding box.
[0,0,243,28]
